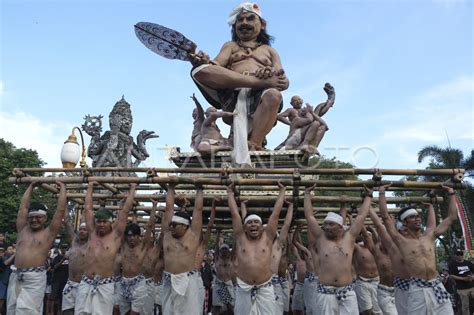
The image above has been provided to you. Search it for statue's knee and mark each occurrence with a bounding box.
[262,89,282,109]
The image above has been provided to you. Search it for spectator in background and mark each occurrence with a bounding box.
[1,246,15,314]
[448,249,474,315]
[0,233,8,250]
[50,244,69,314]
[441,267,457,312]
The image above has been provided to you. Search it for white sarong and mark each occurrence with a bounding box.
[304,273,318,315]
[314,281,359,315]
[377,284,398,315]
[271,275,284,314]
[355,275,381,314]
[156,281,163,305]
[62,279,80,311]
[291,281,305,311]
[74,275,115,315]
[235,276,277,315]
[142,278,157,314]
[213,276,235,310]
[393,276,410,314]
[6,265,46,315]
[161,270,202,315]
[406,277,453,315]
[118,274,147,314]
[280,278,290,312]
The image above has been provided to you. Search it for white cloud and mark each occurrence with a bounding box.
[381,76,474,143]
[0,111,80,167]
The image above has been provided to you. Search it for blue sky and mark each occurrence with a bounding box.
[1,0,472,179]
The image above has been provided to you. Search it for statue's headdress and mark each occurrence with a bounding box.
[228,2,262,26]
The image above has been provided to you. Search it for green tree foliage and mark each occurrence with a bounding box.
[0,139,57,241]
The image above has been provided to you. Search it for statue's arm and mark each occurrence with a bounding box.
[269,47,289,90]
[277,109,292,125]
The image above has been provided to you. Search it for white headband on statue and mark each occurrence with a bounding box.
[227,2,262,26]
[324,212,343,226]
[244,214,262,224]
[171,215,190,226]
[400,208,418,221]
[28,210,47,216]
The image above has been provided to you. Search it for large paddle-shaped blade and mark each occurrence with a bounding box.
[134,22,197,61]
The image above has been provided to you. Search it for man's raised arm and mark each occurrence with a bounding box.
[227,183,243,235]
[162,184,175,232]
[349,187,373,238]
[266,181,286,239]
[278,201,293,246]
[378,185,400,242]
[48,181,67,239]
[368,208,395,252]
[84,182,95,234]
[143,198,157,249]
[115,184,136,237]
[203,197,217,246]
[434,185,458,237]
[17,182,40,232]
[191,186,203,233]
[304,184,322,238]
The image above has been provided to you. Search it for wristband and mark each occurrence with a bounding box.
[449,192,455,196]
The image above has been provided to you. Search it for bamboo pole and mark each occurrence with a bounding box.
[8,176,467,189]
[13,167,464,177]
[64,192,443,204]
[87,204,403,213]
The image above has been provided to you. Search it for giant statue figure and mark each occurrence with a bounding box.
[189,2,289,165]
[82,96,158,176]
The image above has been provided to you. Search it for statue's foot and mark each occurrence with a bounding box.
[300,145,320,156]
[248,141,264,151]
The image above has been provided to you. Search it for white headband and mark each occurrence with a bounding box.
[227,2,262,26]
[80,223,86,228]
[171,215,190,226]
[400,208,418,221]
[28,210,47,216]
[244,214,262,224]
[324,212,343,226]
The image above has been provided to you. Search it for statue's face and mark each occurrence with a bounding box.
[110,114,132,134]
[290,96,303,109]
[235,11,262,42]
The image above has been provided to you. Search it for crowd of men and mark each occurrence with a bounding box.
[1,178,470,315]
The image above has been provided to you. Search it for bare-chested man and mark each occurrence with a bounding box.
[291,227,309,315]
[277,96,303,126]
[362,225,397,315]
[370,185,408,314]
[228,181,286,314]
[117,199,156,315]
[193,197,216,314]
[270,201,293,314]
[304,184,373,315]
[353,227,381,315]
[161,184,203,314]
[62,214,89,314]
[381,185,457,314]
[7,181,66,315]
[191,2,289,155]
[75,182,136,315]
[140,199,161,315]
[212,229,236,315]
